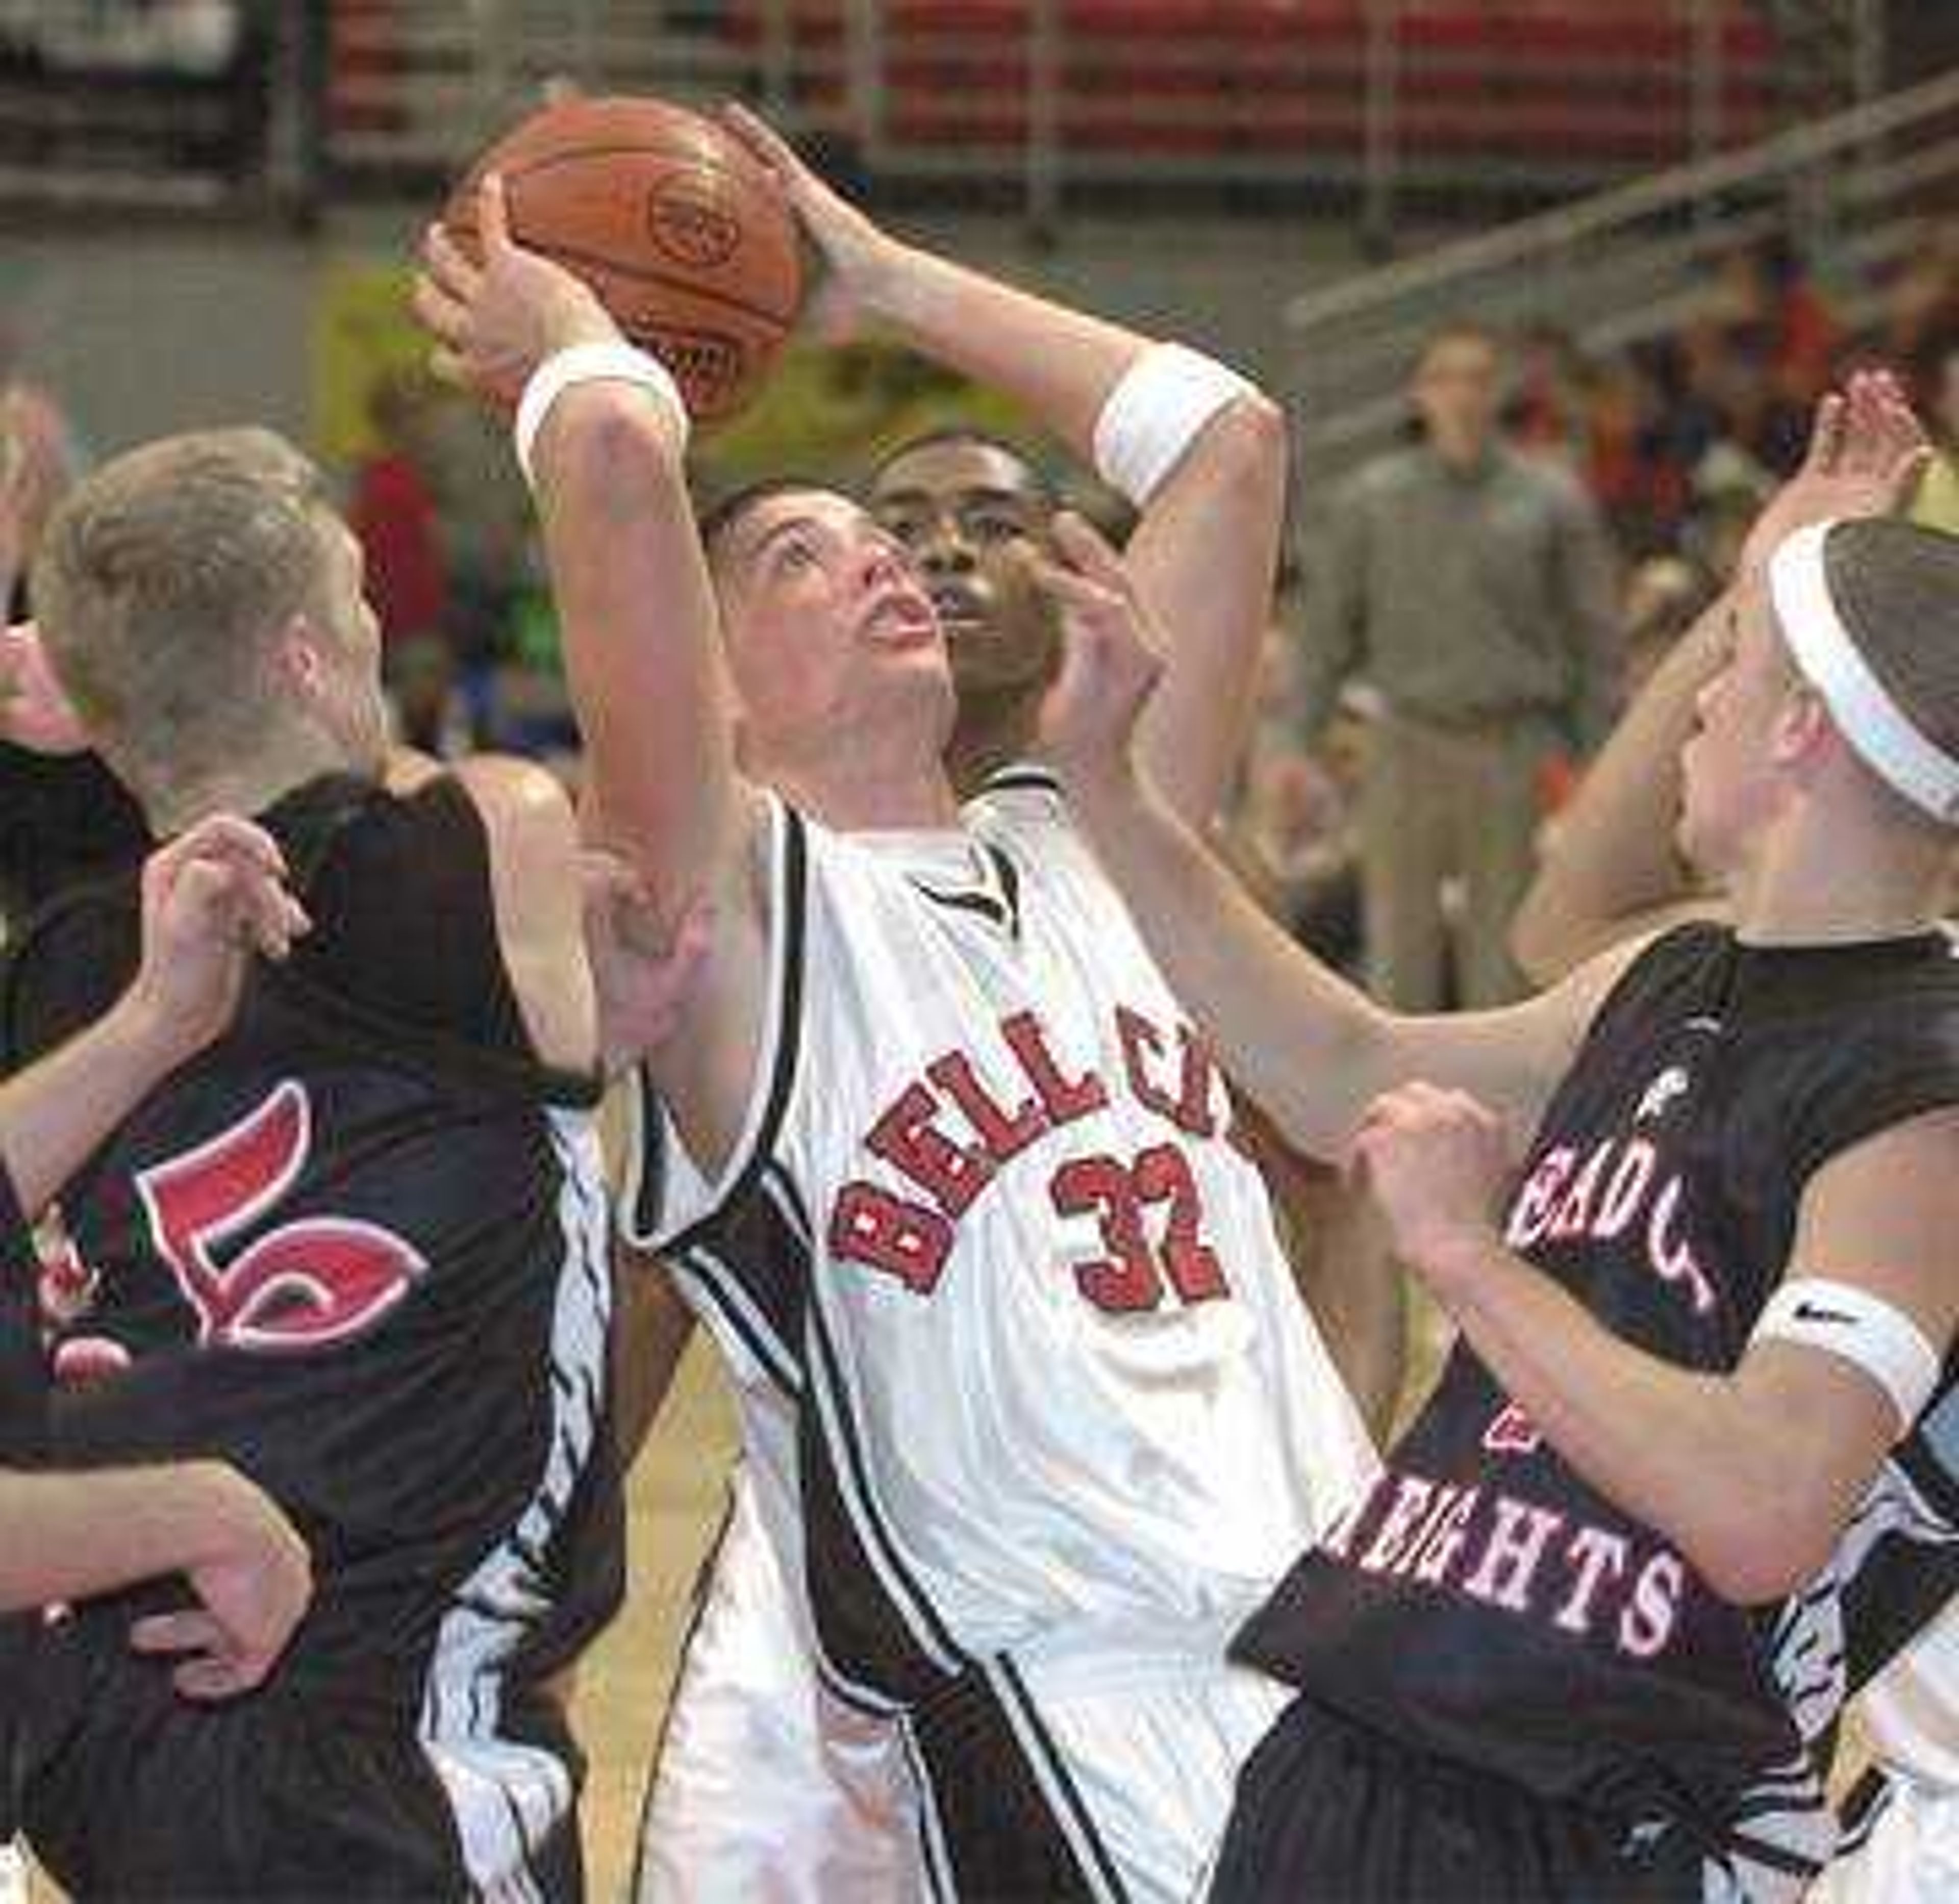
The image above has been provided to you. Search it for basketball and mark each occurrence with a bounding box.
[444,96,801,426]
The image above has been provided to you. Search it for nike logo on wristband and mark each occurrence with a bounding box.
[1792,1301,1858,1326]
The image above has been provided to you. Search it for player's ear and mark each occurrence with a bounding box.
[1769,680,1832,777]
[272,616,331,702]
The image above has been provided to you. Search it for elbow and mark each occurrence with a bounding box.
[1208,390,1290,492]
[1507,885,1571,990]
[1680,1510,1836,1609]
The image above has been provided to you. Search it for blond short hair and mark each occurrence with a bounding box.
[32,426,341,802]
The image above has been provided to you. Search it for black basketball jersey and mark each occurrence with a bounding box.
[3,772,620,1899]
[1236,924,1959,1898]
[0,741,150,930]
[0,1164,40,1460]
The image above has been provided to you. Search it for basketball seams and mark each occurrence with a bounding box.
[443,98,800,421]
[454,148,796,306]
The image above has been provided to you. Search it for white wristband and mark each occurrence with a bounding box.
[1092,341,1258,506]
[513,341,688,489]
[1752,1275,1943,1436]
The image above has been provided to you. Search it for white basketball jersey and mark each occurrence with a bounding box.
[621,772,1375,1709]
[1867,1604,1959,1790]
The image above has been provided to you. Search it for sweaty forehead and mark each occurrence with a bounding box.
[872,441,1044,511]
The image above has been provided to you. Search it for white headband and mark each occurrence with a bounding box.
[1768,520,1959,824]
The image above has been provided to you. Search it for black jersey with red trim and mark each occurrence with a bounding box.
[2,773,621,1899]
[1236,924,1959,1894]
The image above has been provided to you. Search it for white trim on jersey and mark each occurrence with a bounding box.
[896,1713,960,1904]
[418,1109,611,1900]
[673,1238,805,1397]
[984,1657,1128,1904]
[777,1167,968,1682]
[618,798,800,1254]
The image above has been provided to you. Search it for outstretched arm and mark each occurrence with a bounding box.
[725,107,1283,827]
[1037,515,1632,1160]
[0,1460,312,1698]
[1352,1083,1959,1604]
[1512,372,1929,984]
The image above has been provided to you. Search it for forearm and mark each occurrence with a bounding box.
[1074,769,1386,1157]
[533,388,746,923]
[0,1460,241,1609]
[1128,393,1288,828]
[1512,596,1728,983]
[1435,1235,1800,1600]
[859,242,1144,458]
[0,996,183,1216]
[1282,1167,1407,1442]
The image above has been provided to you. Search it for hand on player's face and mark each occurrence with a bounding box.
[129,1471,313,1702]
[717,104,895,344]
[1344,1082,1512,1297]
[129,816,311,1067]
[1740,370,1929,580]
[415,173,618,409]
[1033,513,1166,795]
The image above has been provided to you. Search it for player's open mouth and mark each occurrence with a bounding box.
[863,593,941,646]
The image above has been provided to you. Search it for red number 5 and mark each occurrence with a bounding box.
[1050,1142,1228,1313]
[137,1080,426,1353]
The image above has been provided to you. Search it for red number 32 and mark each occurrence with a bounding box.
[137,1080,426,1352]
[1050,1142,1229,1313]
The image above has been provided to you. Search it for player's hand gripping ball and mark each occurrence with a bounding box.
[443,95,801,426]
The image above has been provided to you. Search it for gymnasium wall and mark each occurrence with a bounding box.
[0,205,1365,475]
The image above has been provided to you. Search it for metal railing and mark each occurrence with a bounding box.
[0,4,1898,241]
[315,2,1858,231]
[1283,61,1959,510]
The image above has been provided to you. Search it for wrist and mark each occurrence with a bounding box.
[174,1459,258,1561]
[1059,750,1144,831]
[514,341,689,490]
[100,986,203,1083]
[1410,1223,1509,1305]
[849,237,937,334]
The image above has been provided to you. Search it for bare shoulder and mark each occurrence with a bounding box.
[450,751,574,820]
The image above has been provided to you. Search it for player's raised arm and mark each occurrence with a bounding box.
[417,175,772,1161]
[1037,516,1632,1159]
[1512,372,1928,983]
[415,175,760,931]
[722,105,1282,827]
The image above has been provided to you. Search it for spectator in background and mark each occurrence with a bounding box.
[1297,320,1620,1010]
[1584,350,1692,559]
[1857,229,1959,409]
[1711,234,1840,410]
[349,368,450,752]
[1504,321,1590,474]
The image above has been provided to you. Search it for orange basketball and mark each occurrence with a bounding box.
[444,96,801,427]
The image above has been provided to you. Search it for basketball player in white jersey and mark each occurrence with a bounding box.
[416,121,1375,1901]
[1506,376,1959,1904]
[623,138,1401,1896]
